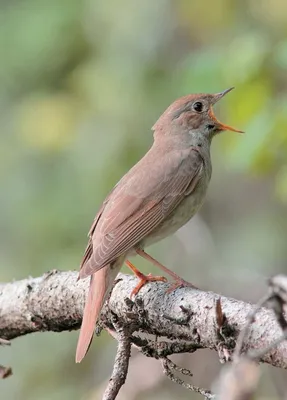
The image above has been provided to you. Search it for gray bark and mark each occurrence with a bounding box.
[0,270,286,369]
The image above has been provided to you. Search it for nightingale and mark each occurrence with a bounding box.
[76,88,243,363]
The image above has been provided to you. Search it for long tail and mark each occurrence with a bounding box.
[75,264,120,363]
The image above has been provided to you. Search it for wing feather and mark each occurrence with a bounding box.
[79,147,204,278]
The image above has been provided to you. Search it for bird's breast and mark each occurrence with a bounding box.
[142,175,210,248]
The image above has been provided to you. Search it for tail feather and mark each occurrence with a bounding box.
[75,264,119,363]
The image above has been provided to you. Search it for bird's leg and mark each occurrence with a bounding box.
[125,259,167,298]
[136,248,185,281]
[135,248,198,292]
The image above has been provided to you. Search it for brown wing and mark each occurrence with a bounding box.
[79,146,204,278]
[79,188,116,270]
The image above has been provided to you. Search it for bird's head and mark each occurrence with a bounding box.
[152,88,243,141]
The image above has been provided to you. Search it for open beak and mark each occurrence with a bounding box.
[209,87,244,133]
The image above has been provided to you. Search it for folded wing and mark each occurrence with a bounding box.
[79,147,204,278]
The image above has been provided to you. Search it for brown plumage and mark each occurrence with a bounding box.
[76,88,243,363]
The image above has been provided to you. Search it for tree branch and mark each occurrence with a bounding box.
[1,270,287,370]
[102,319,132,400]
[162,357,215,399]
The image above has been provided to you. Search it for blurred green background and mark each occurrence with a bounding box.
[1,0,287,399]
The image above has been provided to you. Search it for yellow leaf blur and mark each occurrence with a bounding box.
[17,93,80,151]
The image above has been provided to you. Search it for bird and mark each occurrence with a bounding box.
[75,87,243,363]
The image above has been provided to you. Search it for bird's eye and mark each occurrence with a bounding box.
[192,101,203,113]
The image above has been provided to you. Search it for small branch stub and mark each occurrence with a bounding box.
[0,365,12,379]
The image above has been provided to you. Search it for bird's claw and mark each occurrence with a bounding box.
[166,279,198,294]
[130,273,167,298]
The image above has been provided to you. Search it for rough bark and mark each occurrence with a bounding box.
[0,270,286,369]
